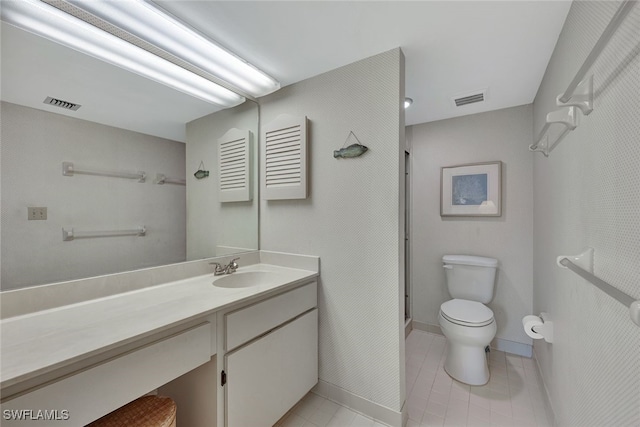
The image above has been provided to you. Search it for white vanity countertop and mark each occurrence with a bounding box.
[0,263,318,392]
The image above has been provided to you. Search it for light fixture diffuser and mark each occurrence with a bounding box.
[64,0,280,98]
[1,0,246,107]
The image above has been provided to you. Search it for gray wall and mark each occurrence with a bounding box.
[1,102,186,290]
[409,105,534,355]
[532,2,640,426]
[185,101,259,260]
[259,49,406,418]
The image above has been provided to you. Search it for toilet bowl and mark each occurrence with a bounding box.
[439,255,498,386]
[439,298,496,385]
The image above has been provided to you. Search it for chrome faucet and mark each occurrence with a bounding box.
[210,258,240,276]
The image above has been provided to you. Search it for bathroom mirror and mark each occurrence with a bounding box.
[0,23,259,290]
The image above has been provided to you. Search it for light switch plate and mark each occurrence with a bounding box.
[28,207,47,220]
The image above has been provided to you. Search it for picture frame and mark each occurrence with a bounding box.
[440,161,502,217]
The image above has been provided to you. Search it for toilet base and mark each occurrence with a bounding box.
[443,341,490,386]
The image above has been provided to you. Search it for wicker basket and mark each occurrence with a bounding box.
[87,395,176,427]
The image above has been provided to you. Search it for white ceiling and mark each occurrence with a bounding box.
[1,1,572,141]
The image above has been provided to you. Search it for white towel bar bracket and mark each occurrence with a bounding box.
[529,106,577,156]
[556,75,593,115]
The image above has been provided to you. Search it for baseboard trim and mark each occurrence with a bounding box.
[411,322,533,358]
[411,321,443,336]
[533,347,557,427]
[492,338,532,358]
[405,318,412,338]
[312,380,404,427]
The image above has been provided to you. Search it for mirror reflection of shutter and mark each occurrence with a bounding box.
[218,128,252,202]
[262,115,308,200]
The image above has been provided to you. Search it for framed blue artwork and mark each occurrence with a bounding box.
[441,161,502,216]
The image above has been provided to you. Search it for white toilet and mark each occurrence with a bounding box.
[439,255,498,385]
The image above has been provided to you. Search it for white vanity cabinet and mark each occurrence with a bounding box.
[222,281,318,427]
[1,258,320,427]
[1,322,214,427]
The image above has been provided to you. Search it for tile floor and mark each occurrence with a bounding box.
[405,330,552,427]
[276,329,552,427]
[275,392,388,427]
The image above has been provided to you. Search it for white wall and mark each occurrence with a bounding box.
[185,101,259,260]
[1,102,186,290]
[259,49,406,422]
[409,105,534,354]
[532,2,640,426]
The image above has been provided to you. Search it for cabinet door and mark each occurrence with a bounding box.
[225,309,318,427]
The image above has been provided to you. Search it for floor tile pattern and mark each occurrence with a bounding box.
[276,330,552,427]
[275,391,388,427]
[405,330,552,427]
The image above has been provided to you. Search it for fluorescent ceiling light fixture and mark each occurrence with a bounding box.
[404,98,413,109]
[65,0,280,98]
[1,0,245,107]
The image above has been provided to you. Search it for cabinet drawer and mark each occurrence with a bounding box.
[225,281,317,351]
[1,323,211,427]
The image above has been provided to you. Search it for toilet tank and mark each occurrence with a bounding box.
[443,255,498,303]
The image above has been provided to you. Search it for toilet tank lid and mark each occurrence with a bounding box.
[443,255,498,267]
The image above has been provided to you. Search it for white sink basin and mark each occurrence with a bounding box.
[212,271,283,288]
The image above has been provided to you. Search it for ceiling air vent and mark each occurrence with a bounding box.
[452,89,487,107]
[44,96,81,111]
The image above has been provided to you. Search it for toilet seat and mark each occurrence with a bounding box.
[440,299,494,327]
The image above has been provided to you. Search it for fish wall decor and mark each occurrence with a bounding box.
[334,143,368,158]
[194,160,209,179]
[334,131,368,159]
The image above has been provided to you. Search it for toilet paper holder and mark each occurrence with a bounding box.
[523,312,553,343]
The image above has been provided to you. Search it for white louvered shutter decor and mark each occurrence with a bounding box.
[218,128,252,202]
[262,115,308,200]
